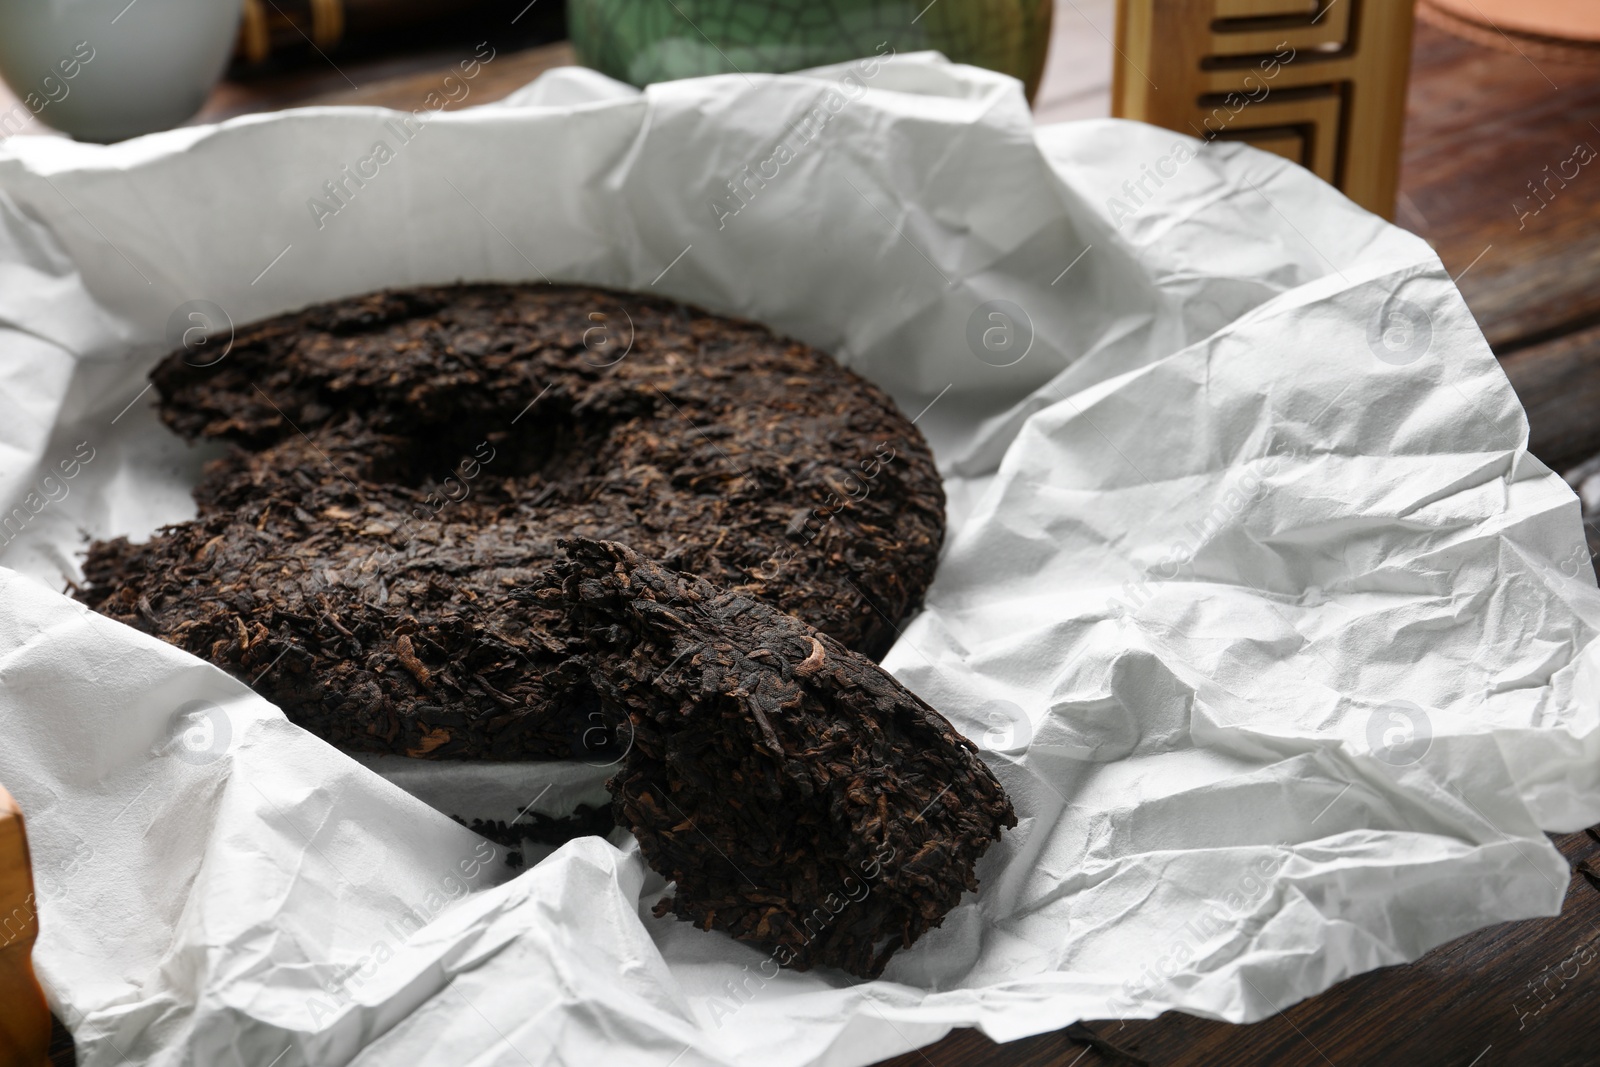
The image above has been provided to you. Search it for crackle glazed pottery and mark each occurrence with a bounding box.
[570,0,1053,98]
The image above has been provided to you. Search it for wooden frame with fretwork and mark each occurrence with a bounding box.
[1112,0,1417,219]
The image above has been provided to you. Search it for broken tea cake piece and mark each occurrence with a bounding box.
[538,538,1016,979]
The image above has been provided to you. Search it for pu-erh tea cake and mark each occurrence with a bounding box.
[79,283,946,762]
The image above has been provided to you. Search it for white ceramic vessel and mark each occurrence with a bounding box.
[0,0,241,142]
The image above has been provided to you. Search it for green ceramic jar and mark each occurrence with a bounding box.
[569,0,1053,99]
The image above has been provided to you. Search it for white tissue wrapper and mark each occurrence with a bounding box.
[1,52,1598,1067]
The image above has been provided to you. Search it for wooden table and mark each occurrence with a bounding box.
[14,11,1600,1067]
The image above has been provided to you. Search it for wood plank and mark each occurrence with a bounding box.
[278,40,577,113]
[1398,24,1600,353]
[189,40,577,124]
[1501,321,1600,470]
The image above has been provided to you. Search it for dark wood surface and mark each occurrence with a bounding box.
[191,39,580,125]
[1399,26,1600,470]
[27,13,1600,1067]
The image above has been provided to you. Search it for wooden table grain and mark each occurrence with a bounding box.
[18,11,1600,1067]
[1398,27,1600,472]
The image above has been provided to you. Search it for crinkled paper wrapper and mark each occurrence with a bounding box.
[1,53,1597,1067]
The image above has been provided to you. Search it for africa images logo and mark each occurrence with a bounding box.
[1367,296,1434,366]
[164,700,233,765]
[966,300,1034,368]
[1365,700,1432,766]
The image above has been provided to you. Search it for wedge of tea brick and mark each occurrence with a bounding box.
[537,538,1016,979]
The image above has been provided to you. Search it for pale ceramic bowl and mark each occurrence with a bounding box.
[0,0,241,142]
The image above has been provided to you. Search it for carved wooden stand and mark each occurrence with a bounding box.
[1112,0,1417,219]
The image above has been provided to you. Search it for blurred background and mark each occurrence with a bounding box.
[0,0,1115,138]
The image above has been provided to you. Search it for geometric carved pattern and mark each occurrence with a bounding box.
[1112,0,1416,218]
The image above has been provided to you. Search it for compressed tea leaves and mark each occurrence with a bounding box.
[78,283,945,761]
[538,538,1016,979]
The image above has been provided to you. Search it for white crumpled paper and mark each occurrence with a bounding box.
[2,52,1598,1067]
